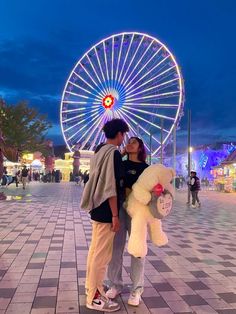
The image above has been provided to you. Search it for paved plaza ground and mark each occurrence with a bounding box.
[0,182,236,314]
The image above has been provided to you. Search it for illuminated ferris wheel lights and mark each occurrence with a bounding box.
[68,81,103,100]
[122,106,175,121]
[125,78,179,99]
[64,110,101,134]
[120,107,169,133]
[123,103,179,108]
[102,94,115,109]
[125,55,171,94]
[125,65,176,97]
[121,42,153,90]
[118,108,161,146]
[60,32,184,153]
[67,112,103,143]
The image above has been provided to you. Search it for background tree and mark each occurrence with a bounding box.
[0,99,52,178]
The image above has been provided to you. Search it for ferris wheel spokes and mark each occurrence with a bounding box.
[122,106,175,122]
[126,91,180,103]
[62,106,100,114]
[80,114,106,150]
[117,34,135,83]
[114,34,124,81]
[116,109,147,150]
[85,54,110,96]
[122,103,179,108]
[121,38,154,88]
[125,65,176,97]
[73,71,105,99]
[62,109,97,124]
[119,36,144,86]
[124,46,163,91]
[125,78,179,100]
[66,114,101,144]
[80,63,107,97]
[117,108,160,150]
[65,110,102,135]
[103,41,110,88]
[60,32,184,153]
[68,80,103,100]
[94,48,110,94]
[120,107,169,133]
[125,54,170,95]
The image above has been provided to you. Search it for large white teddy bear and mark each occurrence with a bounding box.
[126,164,175,258]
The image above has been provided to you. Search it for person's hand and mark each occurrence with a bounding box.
[111,216,120,232]
[120,147,127,156]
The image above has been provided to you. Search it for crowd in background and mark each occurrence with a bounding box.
[70,170,89,186]
[0,165,62,189]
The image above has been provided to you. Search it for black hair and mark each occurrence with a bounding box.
[102,118,129,139]
[128,137,147,162]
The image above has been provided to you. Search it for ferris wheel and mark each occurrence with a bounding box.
[60,32,184,155]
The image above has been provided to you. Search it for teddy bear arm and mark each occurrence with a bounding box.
[128,214,148,258]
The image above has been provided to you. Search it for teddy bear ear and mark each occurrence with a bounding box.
[132,182,151,205]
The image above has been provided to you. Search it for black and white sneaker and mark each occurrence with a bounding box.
[86,295,120,312]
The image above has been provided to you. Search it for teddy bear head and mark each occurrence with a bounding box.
[132,164,175,205]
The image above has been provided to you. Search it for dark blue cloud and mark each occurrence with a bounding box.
[0,0,236,145]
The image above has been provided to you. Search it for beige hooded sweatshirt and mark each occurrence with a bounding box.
[80,144,117,212]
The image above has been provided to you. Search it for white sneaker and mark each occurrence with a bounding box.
[86,296,120,312]
[105,286,121,299]
[128,290,142,306]
[191,204,196,208]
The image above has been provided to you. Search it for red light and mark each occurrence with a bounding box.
[102,94,114,109]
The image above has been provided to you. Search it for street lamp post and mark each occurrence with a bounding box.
[187,109,191,204]
[173,123,176,196]
[160,118,164,164]
[149,133,152,165]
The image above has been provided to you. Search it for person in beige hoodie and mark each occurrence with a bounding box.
[80,118,129,312]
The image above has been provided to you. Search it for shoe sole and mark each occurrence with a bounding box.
[86,304,120,312]
[128,301,139,307]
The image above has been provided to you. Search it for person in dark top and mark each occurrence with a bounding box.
[80,118,129,312]
[21,166,29,190]
[106,137,149,307]
[189,170,201,208]
[83,170,89,185]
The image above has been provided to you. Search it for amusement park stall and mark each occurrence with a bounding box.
[55,150,94,181]
[212,150,236,192]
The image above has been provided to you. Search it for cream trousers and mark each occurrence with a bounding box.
[86,221,115,304]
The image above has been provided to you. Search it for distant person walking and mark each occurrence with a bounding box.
[21,166,29,190]
[189,171,201,208]
[12,165,19,187]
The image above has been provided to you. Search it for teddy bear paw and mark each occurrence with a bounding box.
[152,232,168,247]
[128,242,147,258]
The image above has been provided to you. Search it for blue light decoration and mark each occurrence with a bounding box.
[199,152,208,169]
[228,143,236,154]
[167,143,235,180]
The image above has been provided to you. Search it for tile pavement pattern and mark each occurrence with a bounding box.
[0,183,236,313]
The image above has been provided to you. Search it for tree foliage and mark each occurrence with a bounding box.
[0,99,52,154]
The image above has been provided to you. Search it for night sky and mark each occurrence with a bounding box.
[0,0,235,148]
